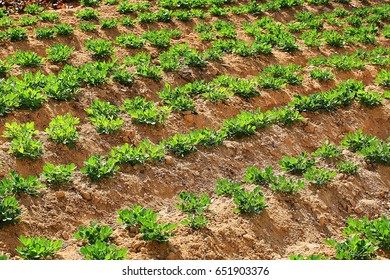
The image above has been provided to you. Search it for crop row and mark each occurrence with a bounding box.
[2,79,388,183]
[1,46,389,120]
[2,129,388,259]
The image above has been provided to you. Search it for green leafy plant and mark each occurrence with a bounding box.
[79,61,112,86]
[135,64,163,81]
[41,163,76,185]
[139,220,177,243]
[18,15,38,26]
[80,155,119,181]
[271,107,304,126]
[112,69,135,86]
[118,204,155,228]
[86,99,120,119]
[244,166,276,186]
[0,254,8,260]
[344,216,390,250]
[74,221,113,244]
[9,136,43,159]
[39,12,60,22]
[111,140,165,165]
[81,0,101,7]
[325,235,377,260]
[215,178,243,196]
[54,23,74,36]
[122,97,170,125]
[164,134,197,157]
[181,214,209,230]
[75,8,100,20]
[310,68,334,81]
[356,91,383,108]
[222,110,271,138]
[7,27,27,41]
[290,254,329,260]
[0,170,44,196]
[3,122,38,140]
[90,115,124,134]
[188,128,225,146]
[312,141,342,159]
[46,113,80,145]
[117,1,150,14]
[341,129,377,152]
[44,66,80,101]
[270,176,305,193]
[323,30,344,47]
[118,205,177,243]
[115,34,146,49]
[100,18,118,29]
[24,3,43,15]
[120,17,136,26]
[35,27,56,39]
[176,191,211,214]
[85,39,115,59]
[0,60,11,77]
[301,30,323,47]
[78,22,96,32]
[303,167,337,186]
[358,139,389,166]
[202,87,233,103]
[46,44,74,64]
[13,50,44,67]
[375,69,390,87]
[233,187,268,214]
[336,161,360,175]
[278,152,315,174]
[16,236,63,260]
[0,196,21,224]
[80,241,127,260]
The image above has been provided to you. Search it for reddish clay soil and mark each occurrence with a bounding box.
[0,0,389,260]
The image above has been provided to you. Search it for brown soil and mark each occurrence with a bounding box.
[0,0,389,260]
